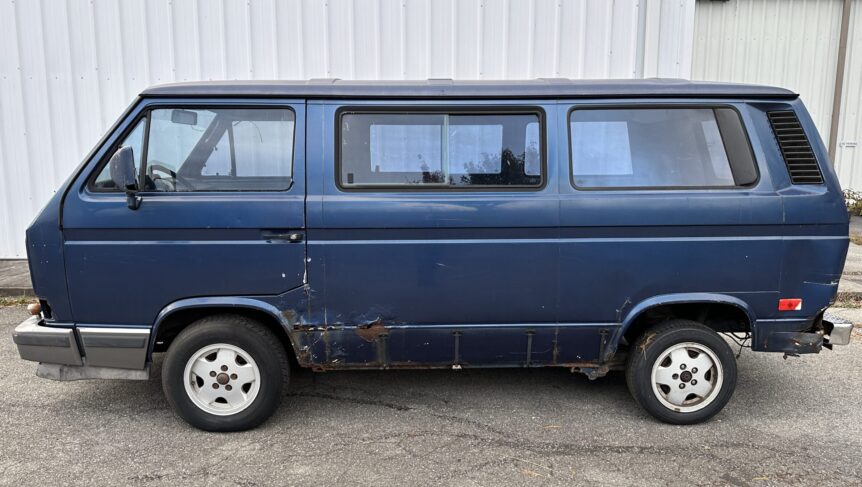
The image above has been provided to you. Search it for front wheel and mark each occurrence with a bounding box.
[625,319,737,425]
[162,315,290,431]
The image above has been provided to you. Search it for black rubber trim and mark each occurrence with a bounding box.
[81,336,148,349]
[12,334,71,348]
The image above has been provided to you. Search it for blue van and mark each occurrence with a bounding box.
[12,79,851,431]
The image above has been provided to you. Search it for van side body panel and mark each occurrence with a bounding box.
[300,100,570,368]
[19,85,847,373]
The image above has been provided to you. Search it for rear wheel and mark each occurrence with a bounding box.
[162,315,289,431]
[625,319,737,424]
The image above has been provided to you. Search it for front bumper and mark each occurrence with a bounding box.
[12,316,151,377]
[12,316,82,365]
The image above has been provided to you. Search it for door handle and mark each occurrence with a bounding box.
[262,232,304,243]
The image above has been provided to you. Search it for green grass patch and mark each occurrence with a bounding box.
[0,297,31,307]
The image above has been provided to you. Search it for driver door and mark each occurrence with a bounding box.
[62,100,307,326]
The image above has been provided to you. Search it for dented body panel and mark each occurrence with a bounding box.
[18,80,850,376]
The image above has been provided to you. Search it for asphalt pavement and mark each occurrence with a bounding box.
[2,305,862,486]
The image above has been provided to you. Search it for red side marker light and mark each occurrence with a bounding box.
[778,298,802,311]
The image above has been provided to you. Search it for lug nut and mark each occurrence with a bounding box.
[679,383,686,389]
[212,383,219,389]
[691,379,698,385]
[692,368,698,374]
[672,374,679,380]
[209,371,216,377]
[225,385,232,391]
[221,365,228,371]
[230,373,238,380]
[680,364,686,370]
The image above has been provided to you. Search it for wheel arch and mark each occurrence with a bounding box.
[148,297,300,365]
[614,293,756,354]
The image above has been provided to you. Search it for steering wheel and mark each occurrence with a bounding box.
[147,162,193,191]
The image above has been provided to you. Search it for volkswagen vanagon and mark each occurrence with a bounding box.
[12,79,852,431]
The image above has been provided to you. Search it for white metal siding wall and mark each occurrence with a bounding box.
[835,2,862,188]
[0,0,694,258]
[691,0,843,145]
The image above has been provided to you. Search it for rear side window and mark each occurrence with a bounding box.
[569,107,757,189]
[339,111,543,189]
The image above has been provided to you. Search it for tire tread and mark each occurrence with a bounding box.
[161,314,290,431]
[625,319,737,425]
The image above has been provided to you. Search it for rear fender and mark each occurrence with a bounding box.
[610,293,757,359]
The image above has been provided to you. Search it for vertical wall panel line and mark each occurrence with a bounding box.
[86,0,104,127]
[36,0,59,184]
[526,0,534,78]
[375,0,382,78]
[449,0,456,77]
[167,0,177,81]
[552,0,561,76]
[64,0,82,161]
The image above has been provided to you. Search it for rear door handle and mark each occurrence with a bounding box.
[262,231,304,243]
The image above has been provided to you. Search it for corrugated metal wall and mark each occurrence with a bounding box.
[693,0,862,191]
[691,0,844,144]
[0,0,695,258]
[834,1,862,188]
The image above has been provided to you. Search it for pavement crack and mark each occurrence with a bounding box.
[288,390,413,411]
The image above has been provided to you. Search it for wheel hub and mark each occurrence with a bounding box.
[183,343,261,416]
[650,342,724,413]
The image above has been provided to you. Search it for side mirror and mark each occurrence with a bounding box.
[108,146,142,210]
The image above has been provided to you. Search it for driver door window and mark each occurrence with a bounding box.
[144,107,295,192]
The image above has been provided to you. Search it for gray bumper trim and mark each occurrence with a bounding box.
[78,327,150,369]
[13,317,151,372]
[13,316,82,366]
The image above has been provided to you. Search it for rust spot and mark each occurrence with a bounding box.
[296,347,311,364]
[355,319,388,342]
[557,362,600,369]
[281,309,298,324]
[312,361,461,371]
[639,332,657,357]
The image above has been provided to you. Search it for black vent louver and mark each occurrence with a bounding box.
[767,110,823,184]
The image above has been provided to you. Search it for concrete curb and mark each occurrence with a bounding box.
[0,287,34,298]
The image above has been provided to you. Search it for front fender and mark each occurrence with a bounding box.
[147,296,294,359]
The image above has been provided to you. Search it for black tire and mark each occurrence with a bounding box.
[162,314,290,431]
[625,319,737,425]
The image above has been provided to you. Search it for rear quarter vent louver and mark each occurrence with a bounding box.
[767,110,823,184]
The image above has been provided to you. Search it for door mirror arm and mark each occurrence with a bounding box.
[125,187,142,210]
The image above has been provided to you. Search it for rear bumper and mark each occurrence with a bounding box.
[824,316,854,346]
[12,316,150,375]
[753,314,853,354]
